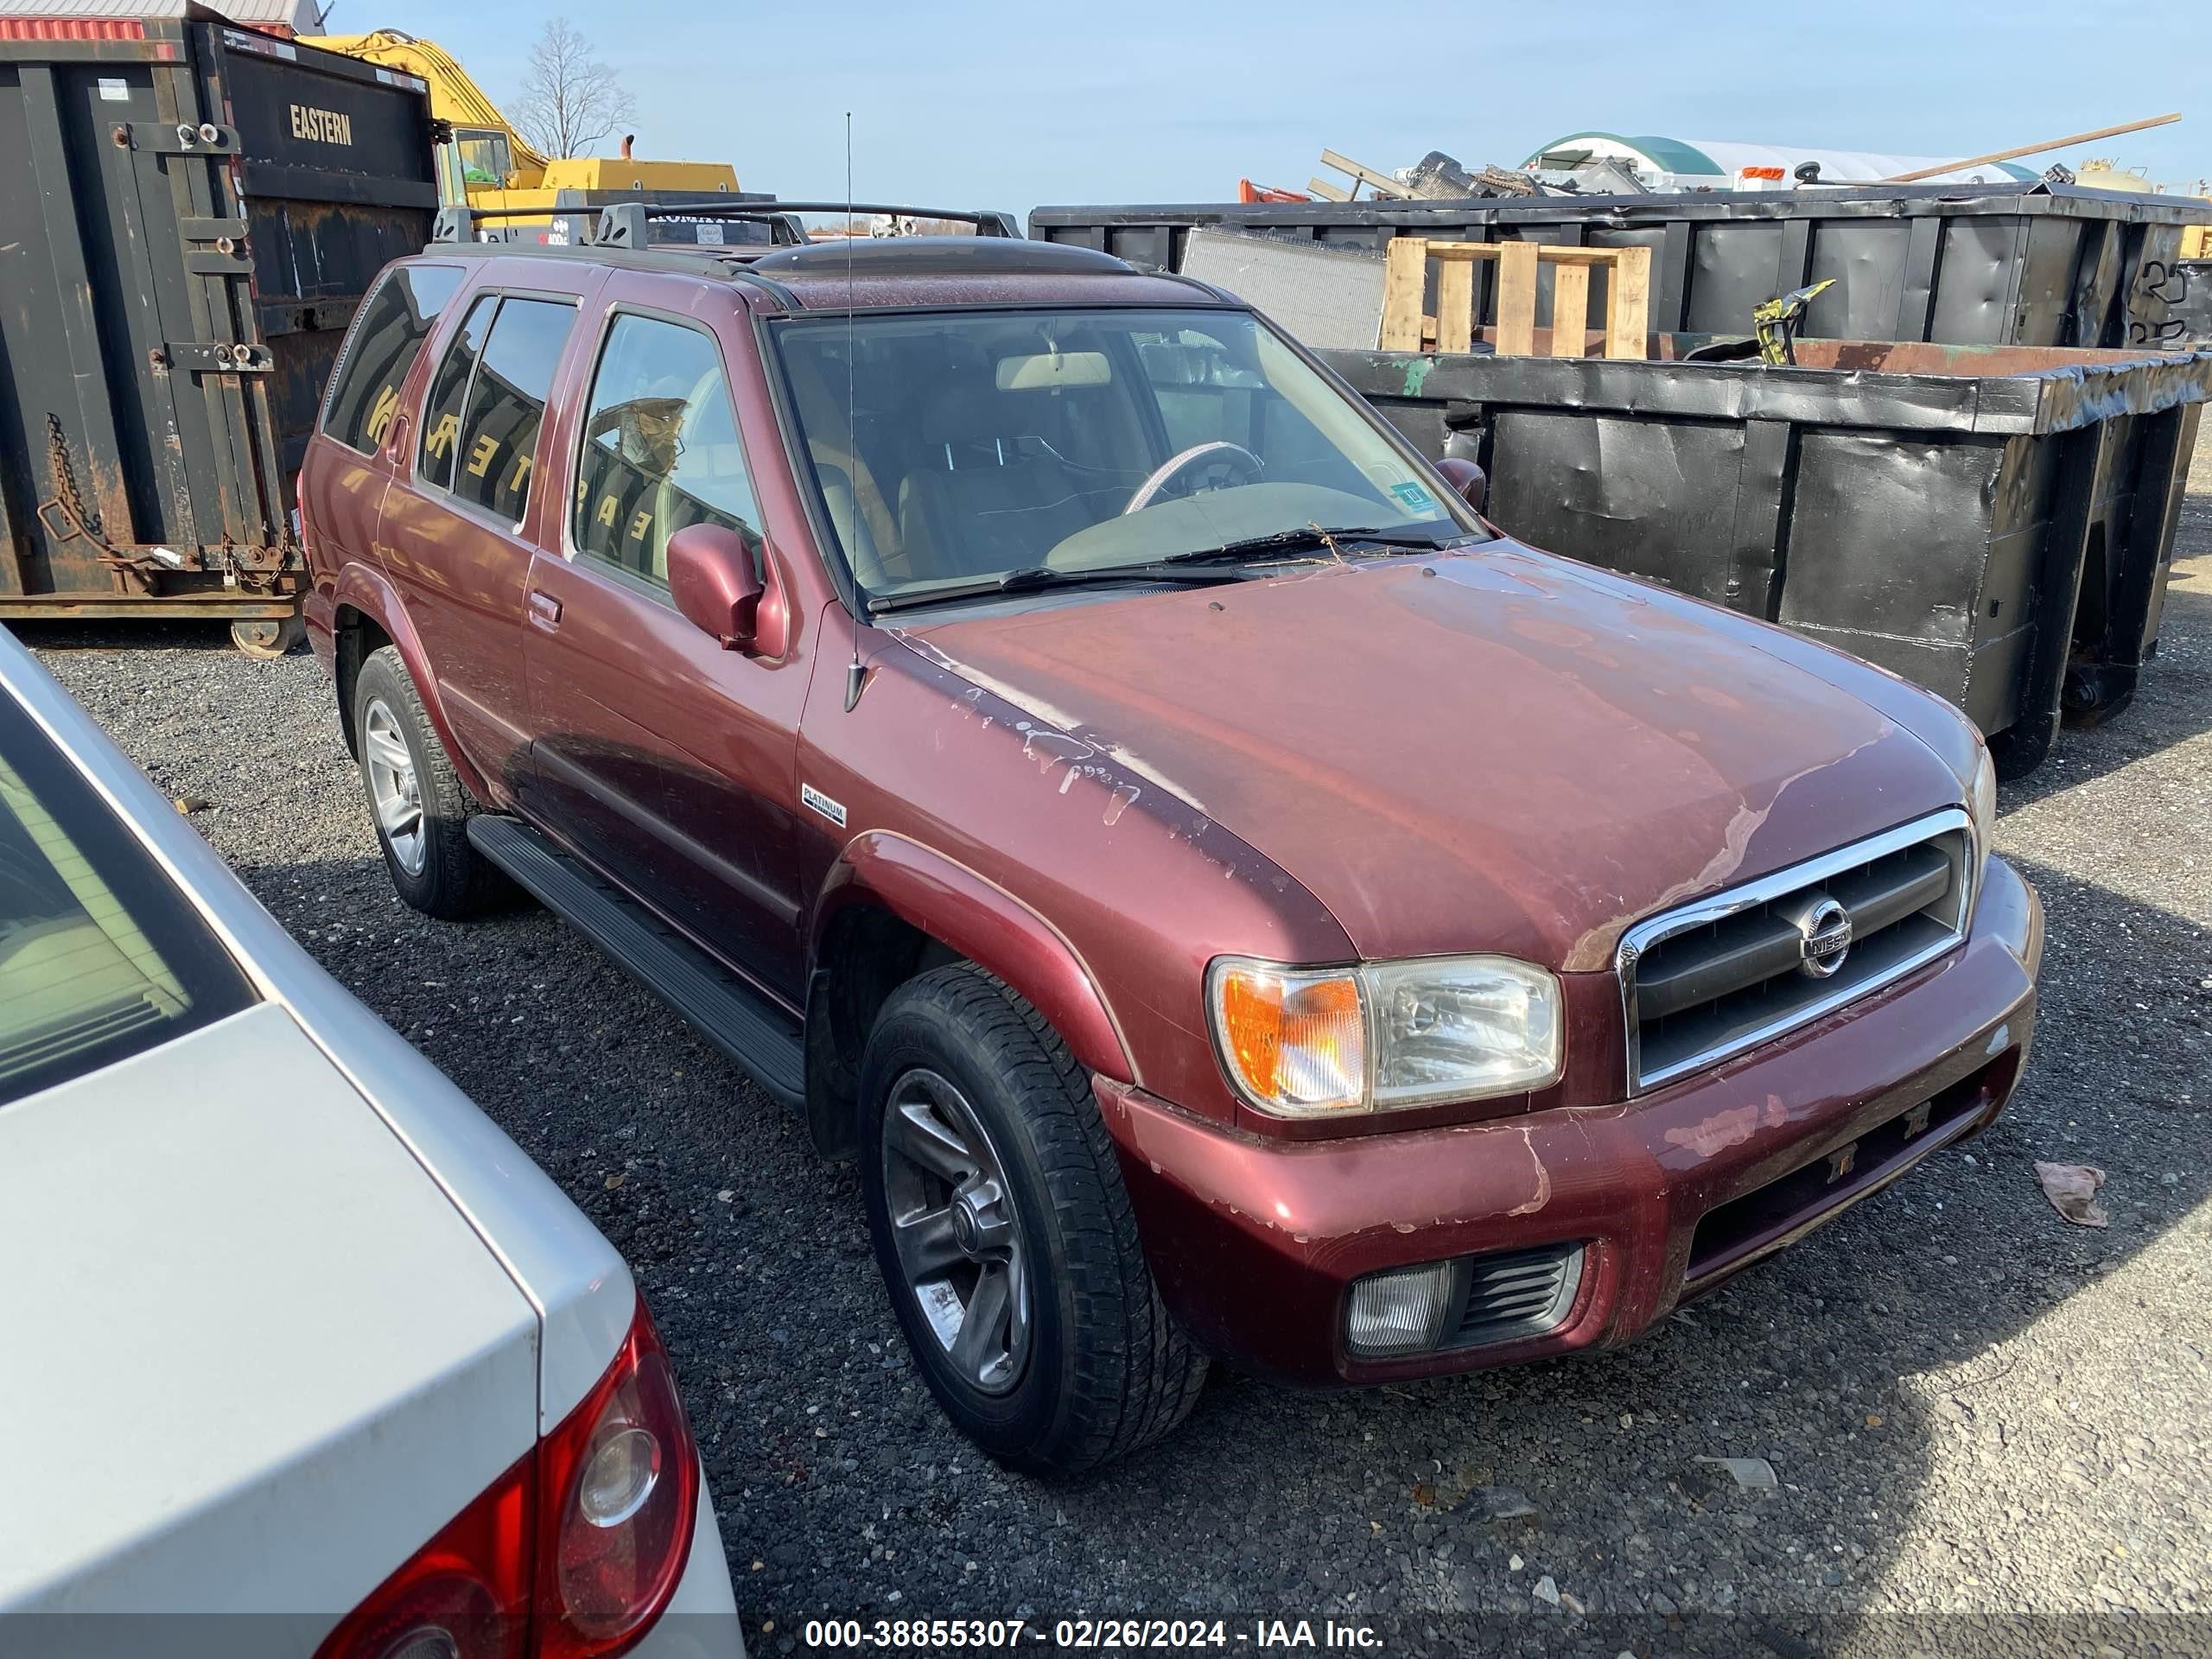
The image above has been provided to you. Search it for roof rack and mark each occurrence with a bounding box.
[429,199,1021,252]
[740,201,1024,238]
[428,201,811,249]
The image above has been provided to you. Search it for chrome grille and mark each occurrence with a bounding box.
[1619,810,1974,1094]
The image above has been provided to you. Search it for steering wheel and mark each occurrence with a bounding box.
[1121,442,1264,516]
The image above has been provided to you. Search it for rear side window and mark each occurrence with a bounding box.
[419,295,498,493]
[321,264,464,455]
[0,699,256,1108]
[454,297,576,519]
[573,314,763,587]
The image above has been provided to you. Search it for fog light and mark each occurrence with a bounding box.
[1345,1262,1461,1358]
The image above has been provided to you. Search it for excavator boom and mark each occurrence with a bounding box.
[304,29,550,180]
[304,27,742,225]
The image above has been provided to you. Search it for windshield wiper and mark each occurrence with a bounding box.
[1163,524,1472,566]
[868,562,1248,614]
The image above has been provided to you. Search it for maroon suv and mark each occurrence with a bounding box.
[300,207,2043,1475]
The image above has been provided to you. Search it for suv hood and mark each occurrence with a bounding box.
[901,543,1965,970]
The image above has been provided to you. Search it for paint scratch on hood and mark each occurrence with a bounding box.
[1564,733,1887,972]
[890,629,1092,736]
[893,630,1214,816]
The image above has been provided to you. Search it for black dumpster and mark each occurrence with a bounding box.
[0,18,437,652]
[1033,181,2212,349]
[1319,338,2212,776]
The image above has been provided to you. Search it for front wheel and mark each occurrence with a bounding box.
[860,964,1206,1475]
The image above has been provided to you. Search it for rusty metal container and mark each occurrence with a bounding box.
[1320,339,2212,776]
[1033,182,2212,350]
[0,18,435,652]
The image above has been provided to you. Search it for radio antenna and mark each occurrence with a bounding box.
[842,111,868,713]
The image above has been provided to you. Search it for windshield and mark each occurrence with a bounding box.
[772,307,1481,606]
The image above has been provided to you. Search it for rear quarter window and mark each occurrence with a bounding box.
[0,700,257,1108]
[321,264,466,456]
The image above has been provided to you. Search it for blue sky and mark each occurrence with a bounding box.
[316,0,2211,213]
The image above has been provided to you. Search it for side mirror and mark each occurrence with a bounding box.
[666,522,764,651]
[1434,456,1487,516]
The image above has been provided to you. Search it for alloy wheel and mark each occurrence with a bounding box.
[880,1068,1032,1394]
[361,696,426,875]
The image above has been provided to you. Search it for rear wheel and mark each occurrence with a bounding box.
[352,646,509,918]
[860,963,1206,1475]
[231,613,304,658]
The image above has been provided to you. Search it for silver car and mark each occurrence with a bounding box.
[0,626,743,1659]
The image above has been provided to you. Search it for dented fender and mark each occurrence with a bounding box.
[813,830,1136,1084]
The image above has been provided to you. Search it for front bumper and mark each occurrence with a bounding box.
[1099,855,2042,1386]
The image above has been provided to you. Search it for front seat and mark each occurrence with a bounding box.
[898,383,1093,581]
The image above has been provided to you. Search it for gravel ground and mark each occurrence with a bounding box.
[20,437,2212,1659]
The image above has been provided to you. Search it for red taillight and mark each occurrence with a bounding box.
[312,1451,535,1659]
[534,1299,699,1659]
[316,1297,698,1659]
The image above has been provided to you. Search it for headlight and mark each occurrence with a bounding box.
[1207,954,1561,1117]
[1968,741,1997,903]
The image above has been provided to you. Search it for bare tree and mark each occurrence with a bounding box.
[511,17,635,160]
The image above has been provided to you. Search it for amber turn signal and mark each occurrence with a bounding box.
[1211,963,1366,1115]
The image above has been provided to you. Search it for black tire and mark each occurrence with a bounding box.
[231,613,304,658]
[351,645,510,919]
[1987,707,2057,781]
[860,963,1206,1475]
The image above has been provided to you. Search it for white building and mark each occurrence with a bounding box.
[0,0,327,36]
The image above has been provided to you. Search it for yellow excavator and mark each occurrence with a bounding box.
[304,29,741,223]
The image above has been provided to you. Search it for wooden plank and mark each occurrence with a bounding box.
[1523,246,1629,266]
[1427,241,1503,264]
[1319,149,1412,199]
[1551,262,1590,358]
[1436,257,1475,353]
[1496,241,1540,356]
[1306,176,1351,203]
[1425,243,1622,266]
[1605,244,1652,359]
[1380,238,1428,351]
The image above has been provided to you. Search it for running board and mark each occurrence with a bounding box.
[467,815,805,1106]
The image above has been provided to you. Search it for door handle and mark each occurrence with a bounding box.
[526,589,563,631]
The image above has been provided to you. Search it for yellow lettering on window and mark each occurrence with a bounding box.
[365,384,400,443]
[423,411,459,458]
[466,433,499,478]
[595,495,619,528]
[627,510,652,543]
[502,453,534,496]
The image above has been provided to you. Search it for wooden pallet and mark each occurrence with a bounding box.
[1380,238,1652,359]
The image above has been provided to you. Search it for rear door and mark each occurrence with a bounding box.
[303,262,463,582]
[376,264,595,804]
[520,279,810,995]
